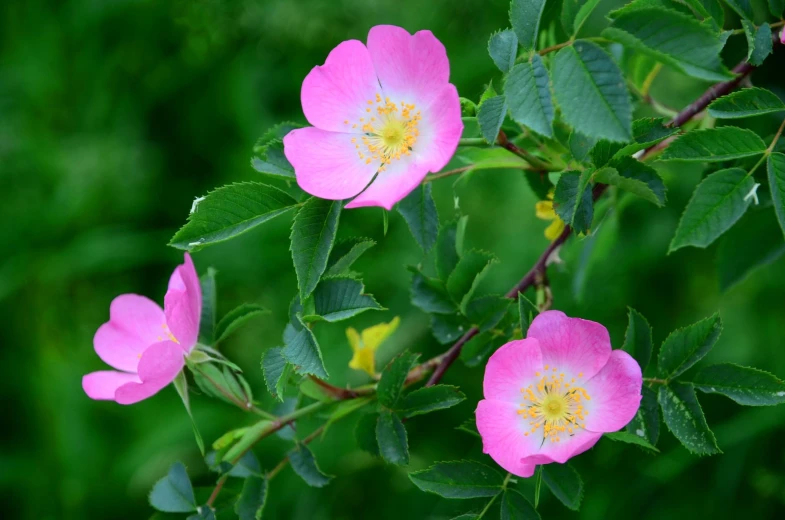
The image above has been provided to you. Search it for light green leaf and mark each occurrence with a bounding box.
[261,347,290,401]
[170,183,298,251]
[173,372,205,456]
[552,40,632,142]
[569,130,598,164]
[505,55,554,138]
[658,313,722,379]
[187,507,216,520]
[594,159,666,207]
[622,307,653,371]
[149,462,197,513]
[500,489,541,520]
[290,197,342,301]
[325,237,375,276]
[518,292,538,336]
[669,168,754,251]
[435,221,461,282]
[662,127,767,162]
[767,153,785,239]
[215,303,269,343]
[477,95,507,144]
[708,88,785,119]
[410,268,457,314]
[401,385,466,418]
[376,410,409,466]
[282,315,328,379]
[356,413,381,456]
[235,476,268,520]
[377,351,419,408]
[408,460,504,499]
[289,443,333,487]
[626,385,660,445]
[572,0,603,36]
[223,420,272,463]
[199,267,217,345]
[603,431,659,453]
[542,463,583,511]
[510,0,547,51]
[488,29,518,72]
[658,382,721,455]
[397,183,439,253]
[554,170,593,234]
[311,277,382,322]
[693,363,785,406]
[743,21,773,66]
[446,250,498,312]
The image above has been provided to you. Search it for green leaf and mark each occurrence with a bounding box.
[376,410,409,466]
[658,382,721,455]
[215,303,269,343]
[505,56,554,138]
[289,443,333,488]
[611,118,680,159]
[397,183,439,253]
[717,208,785,291]
[500,489,541,520]
[693,363,785,406]
[187,508,215,520]
[324,396,373,431]
[356,413,381,456]
[401,385,466,418]
[223,420,272,463]
[477,95,507,144]
[510,0,547,51]
[465,295,511,333]
[669,168,754,252]
[325,237,375,277]
[456,417,480,438]
[725,0,754,19]
[488,29,518,73]
[658,313,722,379]
[282,315,328,379]
[594,160,666,207]
[769,0,785,17]
[170,183,298,251]
[552,41,632,142]
[377,351,419,408]
[235,477,268,520]
[604,431,660,453]
[205,450,262,478]
[199,267,217,345]
[290,197,342,301]
[622,307,653,371]
[708,88,785,119]
[435,221,461,281]
[311,277,382,322]
[408,460,504,499]
[568,131,597,164]
[626,385,660,445]
[410,268,457,314]
[251,122,302,178]
[572,0,603,36]
[173,371,205,456]
[446,250,498,312]
[662,127,767,162]
[542,463,583,511]
[602,6,733,82]
[432,313,470,344]
[554,170,593,234]
[743,21,773,66]
[460,331,504,368]
[518,293,538,336]
[261,348,290,401]
[149,462,197,513]
[768,153,785,240]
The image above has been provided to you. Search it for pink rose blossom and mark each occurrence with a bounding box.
[283,25,463,210]
[475,311,642,477]
[781,26,785,44]
[82,253,202,405]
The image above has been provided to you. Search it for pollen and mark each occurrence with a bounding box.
[350,95,421,170]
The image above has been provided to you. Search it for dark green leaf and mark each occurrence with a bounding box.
[769,0,785,16]
[626,385,660,445]
[542,463,583,511]
[465,295,511,333]
[377,351,419,408]
[477,95,507,144]
[282,315,328,379]
[569,131,598,164]
[205,450,262,478]
[187,508,215,520]
[149,462,197,513]
[432,313,471,344]
[411,269,457,314]
[289,443,333,488]
[708,88,785,119]
[717,208,785,291]
[554,170,593,234]
[290,197,342,301]
[170,183,298,251]
[510,0,547,51]
[658,382,721,455]
[658,313,722,379]
[251,122,302,178]
[669,168,754,252]
[693,363,785,406]
[488,29,518,72]
[622,307,653,370]
[325,237,375,276]
[436,221,460,281]
[446,250,498,312]
[173,372,204,456]
[518,293,538,336]
[401,385,466,418]
[199,267,217,345]
[725,0,754,18]
[767,153,785,239]
[604,431,659,453]
[460,331,503,368]
[261,348,290,401]
[611,117,680,159]
[572,0,603,35]
[500,489,541,520]
[397,183,439,253]
[408,460,504,499]
[595,160,666,207]
[662,128,767,162]
[311,277,382,322]
[505,56,554,138]
[376,410,409,466]
[743,21,773,66]
[235,477,268,520]
[215,303,269,343]
[456,417,480,437]
[356,413,381,456]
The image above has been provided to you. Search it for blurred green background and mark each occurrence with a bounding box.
[2,0,785,518]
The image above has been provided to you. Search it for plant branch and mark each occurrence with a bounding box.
[497,130,559,172]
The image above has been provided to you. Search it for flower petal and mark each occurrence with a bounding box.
[284,127,380,200]
[522,429,603,465]
[582,350,643,432]
[301,39,382,133]
[483,339,544,403]
[114,341,185,405]
[164,253,201,351]
[345,154,427,210]
[93,294,166,372]
[526,311,612,381]
[476,400,538,478]
[82,371,141,401]
[367,25,450,108]
[413,84,463,172]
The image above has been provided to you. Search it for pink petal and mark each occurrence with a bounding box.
[522,429,603,465]
[475,400,538,478]
[344,154,428,210]
[482,339,544,403]
[164,253,201,351]
[114,341,185,405]
[93,294,166,372]
[284,127,380,200]
[415,84,463,172]
[526,311,612,381]
[301,39,383,133]
[367,25,450,108]
[582,350,643,432]
[82,371,141,401]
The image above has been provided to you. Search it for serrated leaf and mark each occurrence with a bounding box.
[552,41,632,142]
[435,221,460,281]
[669,168,754,251]
[205,450,261,478]
[510,0,547,51]
[725,0,754,19]
[235,476,267,520]
[572,0,602,36]
[717,208,785,291]
[477,95,507,144]
[465,295,511,333]
[622,307,653,371]
[602,6,733,82]
[397,183,439,252]
[282,315,328,379]
[356,413,381,456]
[149,462,197,513]
[378,351,419,408]
[500,489,540,520]
[376,410,409,465]
[611,117,680,159]
[708,88,785,119]
[290,197,342,301]
[215,303,269,343]
[289,443,333,487]
[311,277,382,322]
[170,183,298,251]
[408,460,504,499]
[446,250,498,313]
[594,160,666,207]
[251,122,302,178]
[261,348,290,401]
[768,153,785,239]
[542,463,583,511]
[173,372,205,456]
[518,293,538,336]
[410,268,457,314]
[658,313,722,379]
[693,363,785,406]
[401,385,466,418]
[505,56,554,138]
[569,131,598,164]
[460,331,503,368]
[325,237,375,276]
[743,21,773,66]
[199,268,217,345]
[658,382,721,455]
[604,431,659,453]
[432,313,470,344]
[626,385,660,445]
[488,29,518,72]
[456,417,480,437]
[662,128,767,162]
[554,170,593,234]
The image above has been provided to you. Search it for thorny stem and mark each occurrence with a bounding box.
[497,130,559,172]
[643,377,668,385]
[192,364,277,420]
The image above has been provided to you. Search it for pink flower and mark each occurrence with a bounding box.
[283,25,463,210]
[781,26,785,44]
[475,311,642,477]
[82,253,202,405]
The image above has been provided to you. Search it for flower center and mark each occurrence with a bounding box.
[518,366,591,443]
[345,94,421,171]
